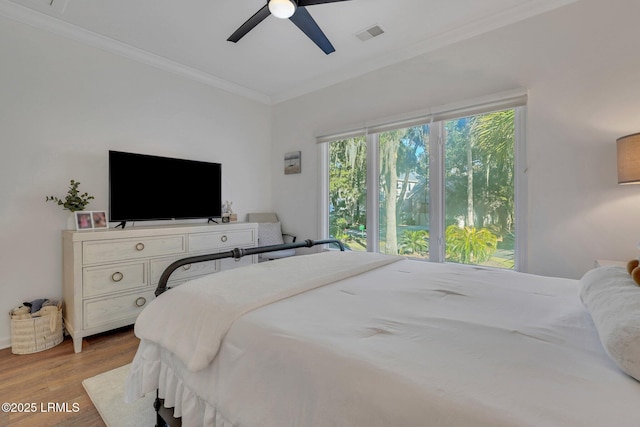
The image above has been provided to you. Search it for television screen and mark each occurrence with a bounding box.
[109,150,222,225]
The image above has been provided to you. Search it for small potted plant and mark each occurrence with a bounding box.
[46,180,94,212]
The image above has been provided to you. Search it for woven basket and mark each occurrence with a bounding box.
[10,306,63,354]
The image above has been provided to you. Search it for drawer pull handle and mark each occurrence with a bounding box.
[135,243,145,251]
[234,258,241,262]
[182,264,191,271]
[135,297,147,307]
[221,235,228,243]
[111,272,124,282]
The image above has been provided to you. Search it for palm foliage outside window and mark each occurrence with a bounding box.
[328,108,519,270]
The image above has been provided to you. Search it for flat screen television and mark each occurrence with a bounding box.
[109,150,222,227]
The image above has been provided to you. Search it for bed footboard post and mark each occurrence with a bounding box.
[154,390,182,427]
[154,391,164,427]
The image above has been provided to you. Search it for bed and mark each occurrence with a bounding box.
[125,243,640,427]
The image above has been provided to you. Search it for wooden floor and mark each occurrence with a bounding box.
[0,326,140,427]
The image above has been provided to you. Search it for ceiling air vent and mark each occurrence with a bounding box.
[355,25,385,42]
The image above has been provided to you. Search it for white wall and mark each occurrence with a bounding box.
[271,0,640,280]
[0,16,272,347]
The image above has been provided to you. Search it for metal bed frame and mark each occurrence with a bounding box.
[152,238,345,427]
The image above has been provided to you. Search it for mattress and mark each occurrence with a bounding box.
[125,251,640,427]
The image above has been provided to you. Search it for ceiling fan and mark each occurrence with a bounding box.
[227,0,351,55]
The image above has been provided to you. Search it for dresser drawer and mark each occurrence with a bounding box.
[83,235,186,265]
[150,256,218,285]
[83,261,147,298]
[189,229,256,252]
[83,289,155,329]
[220,255,255,271]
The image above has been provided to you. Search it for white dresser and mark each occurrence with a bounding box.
[62,222,258,352]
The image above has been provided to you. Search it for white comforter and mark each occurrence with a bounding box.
[126,252,640,427]
[133,251,401,371]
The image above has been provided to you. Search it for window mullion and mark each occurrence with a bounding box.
[514,106,527,272]
[429,121,445,262]
[366,133,380,253]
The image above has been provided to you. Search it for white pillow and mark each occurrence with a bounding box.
[258,222,284,246]
[580,266,640,381]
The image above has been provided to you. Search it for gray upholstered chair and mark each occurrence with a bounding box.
[247,213,297,261]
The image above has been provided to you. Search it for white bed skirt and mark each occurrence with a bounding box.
[126,341,234,427]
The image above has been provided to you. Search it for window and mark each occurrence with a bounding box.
[322,95,526,270]
[443,111,515,269]
[378,126,430,258]
[328,137,367,251]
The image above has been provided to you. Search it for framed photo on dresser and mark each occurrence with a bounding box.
[92,211,108,229]
[75,211,93,230]
[75,210,108,230]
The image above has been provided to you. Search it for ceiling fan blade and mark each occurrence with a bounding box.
[227,4,271,43]
[289,6,335,54]
[298,0,351,6]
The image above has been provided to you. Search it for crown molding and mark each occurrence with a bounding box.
[1,0,579,106]
[0,0,272,105]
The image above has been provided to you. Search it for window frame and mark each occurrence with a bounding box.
[318,96,527,272]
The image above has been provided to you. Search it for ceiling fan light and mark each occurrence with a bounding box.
[269,0,296,19]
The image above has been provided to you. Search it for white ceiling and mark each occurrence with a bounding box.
[3,0,579,104]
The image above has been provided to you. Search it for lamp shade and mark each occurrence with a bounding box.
[617,133,640,184]
[269,0,296,19]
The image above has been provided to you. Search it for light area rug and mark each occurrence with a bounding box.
[82,364,155,427]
